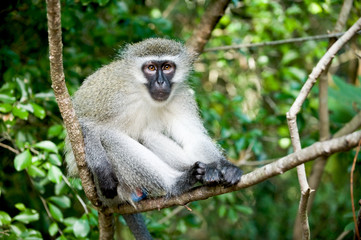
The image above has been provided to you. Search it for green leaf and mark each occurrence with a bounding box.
[56,235,67,240]
[49,154,62,166]
[49,222,59,236]
[12,106,29,120]
[234,205,253,215]
[28,165,46,178]
[48,203,63,222]
[308,2,322,14]
[278,138,291,149]
[218,205,227,217]
[73,219,90,238]
[63,217,78,227]
[34,141,58,153]
[48,165,63,183]
[0,93,16,103]
[49,196,71,209]
[0,103,12,113]
[55,181,68,195]
[0,211,12,226]
[47,124,63,138]
[14,150,32,171]
[31,103,46,119]
[13,209,39,224]
[15,77,28,101]
[15,203,26,211]
[97,0,110,6]
[10,222,26,236]
[18,103,33,112]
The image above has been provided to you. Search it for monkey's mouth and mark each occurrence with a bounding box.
[150,91,170,101]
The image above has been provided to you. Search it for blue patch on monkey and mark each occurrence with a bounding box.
[131,188,147,202]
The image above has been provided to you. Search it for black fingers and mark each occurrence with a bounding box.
[200,161,242,187]
[220,164,243,187]
[193,161,206,181]
[202,167,223,185]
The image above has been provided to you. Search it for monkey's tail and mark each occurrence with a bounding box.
[123,213,153,240]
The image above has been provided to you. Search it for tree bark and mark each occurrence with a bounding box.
[186,0,230,54]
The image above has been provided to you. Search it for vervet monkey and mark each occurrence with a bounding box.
[66,38,242,239]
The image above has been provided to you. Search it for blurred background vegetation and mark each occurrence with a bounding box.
[0,0,360,239]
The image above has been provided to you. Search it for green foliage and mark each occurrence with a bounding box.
[0,0,360,239]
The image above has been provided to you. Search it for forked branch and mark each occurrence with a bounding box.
[287,17,361,240]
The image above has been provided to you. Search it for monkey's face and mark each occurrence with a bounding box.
[142,60,176,102]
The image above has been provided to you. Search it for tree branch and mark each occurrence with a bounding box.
[105,130,361,215]
[186,0,230,54]
[204,32,345,52]
[46,0,110,237]
[46,0,99,207]
[306,0,354,215]
[288,16,361,240]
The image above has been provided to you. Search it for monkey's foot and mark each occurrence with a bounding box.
[99,170,119,199]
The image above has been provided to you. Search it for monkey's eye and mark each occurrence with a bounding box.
[148,65,156,71]
[162,64,172,71]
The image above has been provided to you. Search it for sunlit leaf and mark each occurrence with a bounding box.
[28,165,46,178]
[15,203,26,211]
[10,222,26,236]
[14,150,32,171]
[0,93,16,103]
[12,106,29,120]
[48,203,63,222]
[49,154,62,166]
[15,77,28,101]
[49,195,71,209]
[49,222,59,236]
[48,165,63,183]
[73,219,90,238]
[47,124,63,138]
[34,141,58,153]
[0,211,11,226]
[0,103,12,113]
[31,103,46,119]
[13,209,39,224]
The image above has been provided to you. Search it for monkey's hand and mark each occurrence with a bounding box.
[200,162,223,185]
[200,161,242,187]
[220,163,242,187]
[167,161,206,197]
[188,161,206,185]
[97,169,119,199]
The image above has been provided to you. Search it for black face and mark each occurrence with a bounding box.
[142,61,176,101]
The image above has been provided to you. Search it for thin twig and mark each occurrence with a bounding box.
[39,196,64,236]
[351,138,361,240]
[158,206,184,224]
[62,174,89,215]
[204,32,345,52]
[0,142,20,154]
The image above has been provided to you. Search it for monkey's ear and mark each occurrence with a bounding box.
[187,49,199,64]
